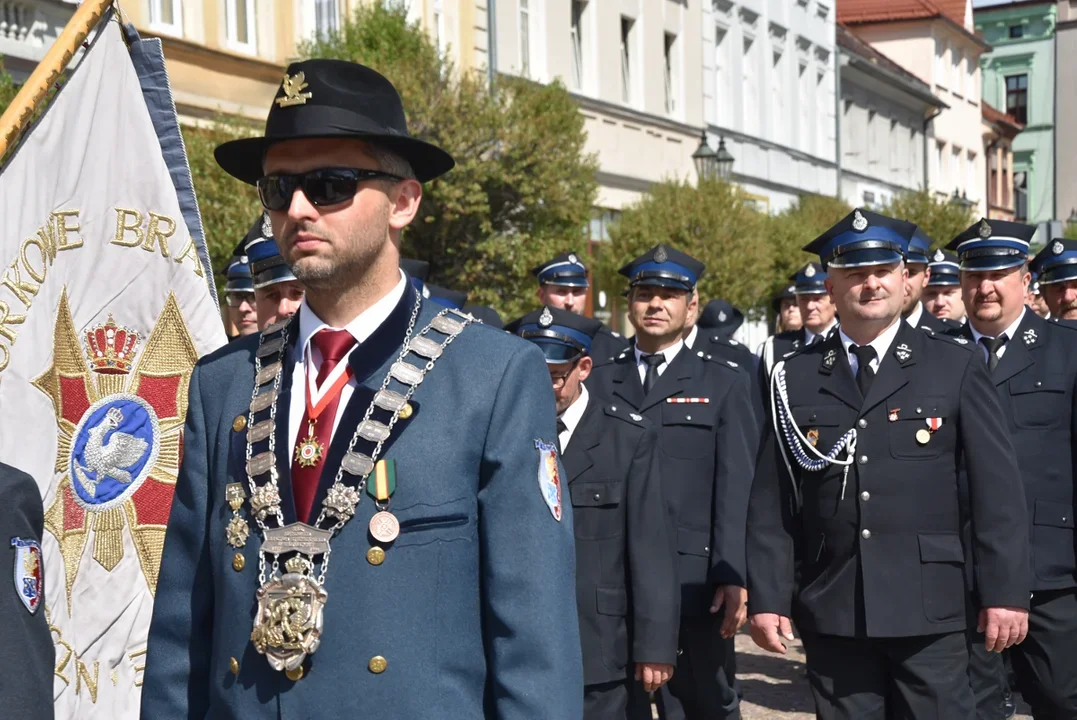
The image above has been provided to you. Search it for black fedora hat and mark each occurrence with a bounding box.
[214,59,455,185]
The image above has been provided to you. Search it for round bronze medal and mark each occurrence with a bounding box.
[369,511,400,543]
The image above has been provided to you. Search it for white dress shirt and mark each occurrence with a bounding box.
[634,340,684,385]
[839,317,902,377]
[287,270,408,453]
[557,385,589,452]
[969,308,1026,365]
[804,321,837,346]
[905,301,925,328]
[684,325,699,349]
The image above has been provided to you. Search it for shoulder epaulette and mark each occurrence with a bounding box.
[926,331,974,350]
[697,349,744,372]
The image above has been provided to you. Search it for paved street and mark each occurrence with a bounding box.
[734,631,1033,720]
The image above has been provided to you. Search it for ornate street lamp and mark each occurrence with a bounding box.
[1067,207,1077,226]
[692,132,718,182]
[716,137,735,181]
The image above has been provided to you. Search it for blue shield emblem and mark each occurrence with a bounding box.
[11,538,42,614]
[69,394,160,511]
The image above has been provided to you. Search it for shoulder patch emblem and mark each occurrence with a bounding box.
[11,538,42,614]
[894,343,912,363]
[823,349,837,369]
[534,440,562,521]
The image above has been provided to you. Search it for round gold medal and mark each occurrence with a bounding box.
[369,511,400,543]
[915,429,931,445]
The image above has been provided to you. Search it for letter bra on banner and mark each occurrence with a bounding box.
[0,14,225,718]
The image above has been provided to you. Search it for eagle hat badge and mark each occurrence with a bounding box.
[852,210,868,232]
[539,306,554,327]
[1053,241,1065,255]
[979,219,993,239]
[933,249,945,262]
[276,71,313,107]
[568,253,579,265]
[654,245,669,263]
[804,264,816,278]
[10,538,42,614]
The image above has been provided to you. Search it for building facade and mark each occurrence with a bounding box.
[839,0,990,216]
[1055,0,1077,223]
[836,23,944,210]
[982,100,1022,221]
[0,0,77,82]
[701,0,838,212]
[975,0,1056,224]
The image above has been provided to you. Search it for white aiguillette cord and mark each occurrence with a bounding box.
[770,359,858,507]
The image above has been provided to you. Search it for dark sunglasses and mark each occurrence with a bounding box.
[257,168,403,211]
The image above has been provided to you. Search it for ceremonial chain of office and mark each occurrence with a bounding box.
[230,295,478,678]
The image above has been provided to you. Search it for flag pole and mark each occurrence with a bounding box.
[0,0,114,161]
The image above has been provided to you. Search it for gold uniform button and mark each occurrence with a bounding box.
[232,553,245,572]
[369,656,388,674]
[366,547,385,566]
[232,415,247,432]
[286,666,304,681]
[229,657,239,675]
[399,403,413,420]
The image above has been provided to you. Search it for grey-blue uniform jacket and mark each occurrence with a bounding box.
[141,288,583,719]
[748,322,1030,638]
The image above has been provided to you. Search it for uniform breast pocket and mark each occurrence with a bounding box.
[790,405,846,454]
[393,496,477,548]
[570,482,623,540]
[888,398,950,460]
[1009,375,1069,429]
[661,403,717,459]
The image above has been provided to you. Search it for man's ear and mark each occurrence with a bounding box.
[577,355,594,381]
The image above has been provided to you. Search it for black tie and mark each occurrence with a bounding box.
[980,334,1008,373]
[851,344,877,398]
[642,353,665,395]
[556,418,568,453]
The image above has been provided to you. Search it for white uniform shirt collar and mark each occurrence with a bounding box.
[297,269,407,400]
[838,316,902,375]
[634,339,684,368]
[684,325,699,349]
[804,321,837,346]
[969,308,1026,358]
[557,385,589,451]
[905,301,924,328]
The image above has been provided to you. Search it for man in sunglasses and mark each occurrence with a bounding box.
[221,238,258,339]
[143,59,582,719]
[508,305,678,719]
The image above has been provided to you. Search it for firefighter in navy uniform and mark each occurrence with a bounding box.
[509,306,680,719]
[923,249,967,324]
[589,245,758,720]
[222,239,258,340]
[531,251,629,362]
[904,227,961,334]
[1030,238,1077,323]
[746,209,1030,720]
[685,297,762,429]
[947,222,1077,718]
[759,262,838,382]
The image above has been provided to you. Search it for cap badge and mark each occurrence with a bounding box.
[568,253,579,265]
[978,219,993,239]
[718,310,728,322]
[1053,241,1065,255]
[933,249,944,262]
[1023,328,1037,346]
[539,306,554,328]
[261,212,272,238]
[804,264,817,278]
[654,246,669,263]
[852,210,868,232]
[276,71,313,108]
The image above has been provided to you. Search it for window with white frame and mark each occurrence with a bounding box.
[815,69,826,153]
[621,17,635,105]
[934,141,944,185]
[966,151,976,196]
[519,0,531,77]
[664,33,679,115]
[952,47,963,96]
[433,0,447,56]
[314,0,338,38]
[799,63,811,152]
[148,0,183,36]
[226,0,256,53]
[771,50,784,143]
[935,38,947,89]
[951,146,962,192]
[743,36,758,132]
[570,1,586,91]
[715,26,731,126]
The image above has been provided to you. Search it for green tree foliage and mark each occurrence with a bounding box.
[880,189,976,248]
[0,61,17,115]
[1064,221,1077,241]
[300,1,598,319]
[181,115,262,291]
[593,179,772,314]
[764,194,851,298]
